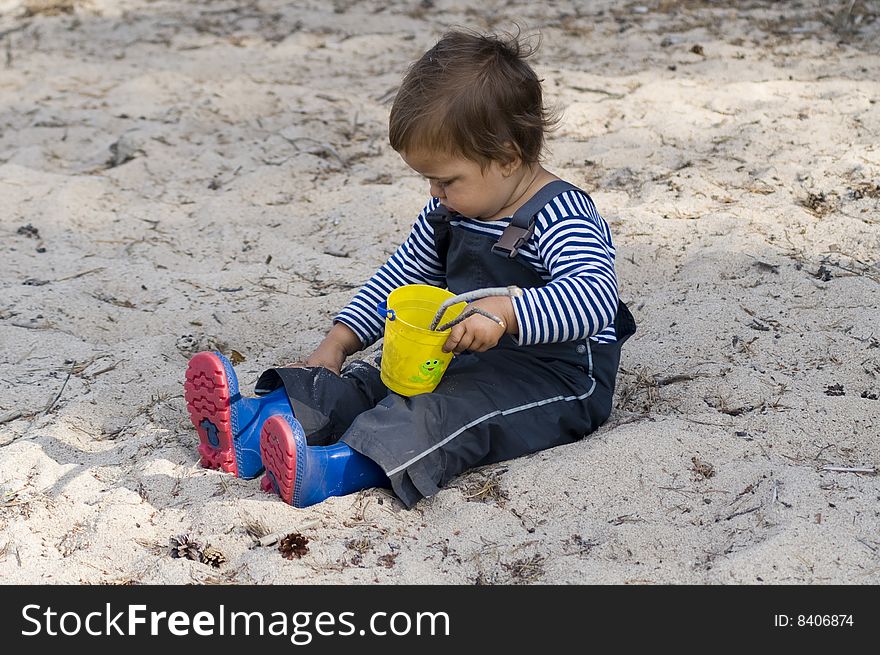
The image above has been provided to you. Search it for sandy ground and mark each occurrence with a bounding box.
[0,0,878,585]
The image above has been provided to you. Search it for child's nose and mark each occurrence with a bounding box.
[429,181,445,199]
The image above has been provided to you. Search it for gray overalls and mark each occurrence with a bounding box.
[255,182,636,508]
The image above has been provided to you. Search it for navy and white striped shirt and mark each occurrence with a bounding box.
[336,188,619,347]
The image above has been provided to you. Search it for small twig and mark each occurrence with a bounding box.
[569,85,627,99]
[10,321,57,331]
[813,443,835,461]
[85,362,122,379]
[251,519,321,548]
[724,505,761,521]
[54,267,105,282]
[429,286,522,331]
[824,261,880,284]
[436,306,504,331]
[821,465,876,475]
[654,373,701,386]
[44,362,75,414]
[680,417,731,427]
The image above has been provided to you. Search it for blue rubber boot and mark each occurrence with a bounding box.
[259,414,389,508]
[185,351,293,479]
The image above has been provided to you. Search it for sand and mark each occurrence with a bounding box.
[0,0,878,585]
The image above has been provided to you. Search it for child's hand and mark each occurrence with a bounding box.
[287,323,361,375]
[302,344,347,374]
[443,296,517,355]
[283,347,344,374]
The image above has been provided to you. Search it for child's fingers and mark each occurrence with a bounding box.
[443,325,465,353]
[453,332,477,355]
[443,313,506,354]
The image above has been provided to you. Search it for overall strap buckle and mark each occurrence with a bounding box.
[426,204,454,224]
[491,180,579,259]
[491,223,535,259]
[427,204,456,264]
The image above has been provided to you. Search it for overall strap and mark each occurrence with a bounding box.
[426,203,454,264]
[492,180,580,259]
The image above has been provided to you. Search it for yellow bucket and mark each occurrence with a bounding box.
[376,284,465,396]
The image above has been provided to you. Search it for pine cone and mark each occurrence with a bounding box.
[202,544,226,568]
[168,534,203,562]
[278,532,309,560]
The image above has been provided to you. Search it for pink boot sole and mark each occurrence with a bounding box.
[184,352,238,476]
[260,415,299,505]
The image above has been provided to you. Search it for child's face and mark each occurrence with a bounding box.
[400,148,522,221]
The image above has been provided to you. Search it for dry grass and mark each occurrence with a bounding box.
[344,536,372,566]
[241,514,271,540]
[501,553,546,583]
[691,456,716,481]
[616,366,662,413]
[459,471,508,505]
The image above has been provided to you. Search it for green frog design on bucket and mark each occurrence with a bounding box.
[410,358,446,386]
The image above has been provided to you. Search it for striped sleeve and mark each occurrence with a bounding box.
[511,190,619,345]
[334,199,445,347]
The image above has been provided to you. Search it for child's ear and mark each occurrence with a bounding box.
[500,143,523,177]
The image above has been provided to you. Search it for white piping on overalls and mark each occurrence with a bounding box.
[386,340,596,478]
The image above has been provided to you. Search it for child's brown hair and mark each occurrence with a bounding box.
[389,28,557,168]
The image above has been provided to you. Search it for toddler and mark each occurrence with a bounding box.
[184,29,636,508]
